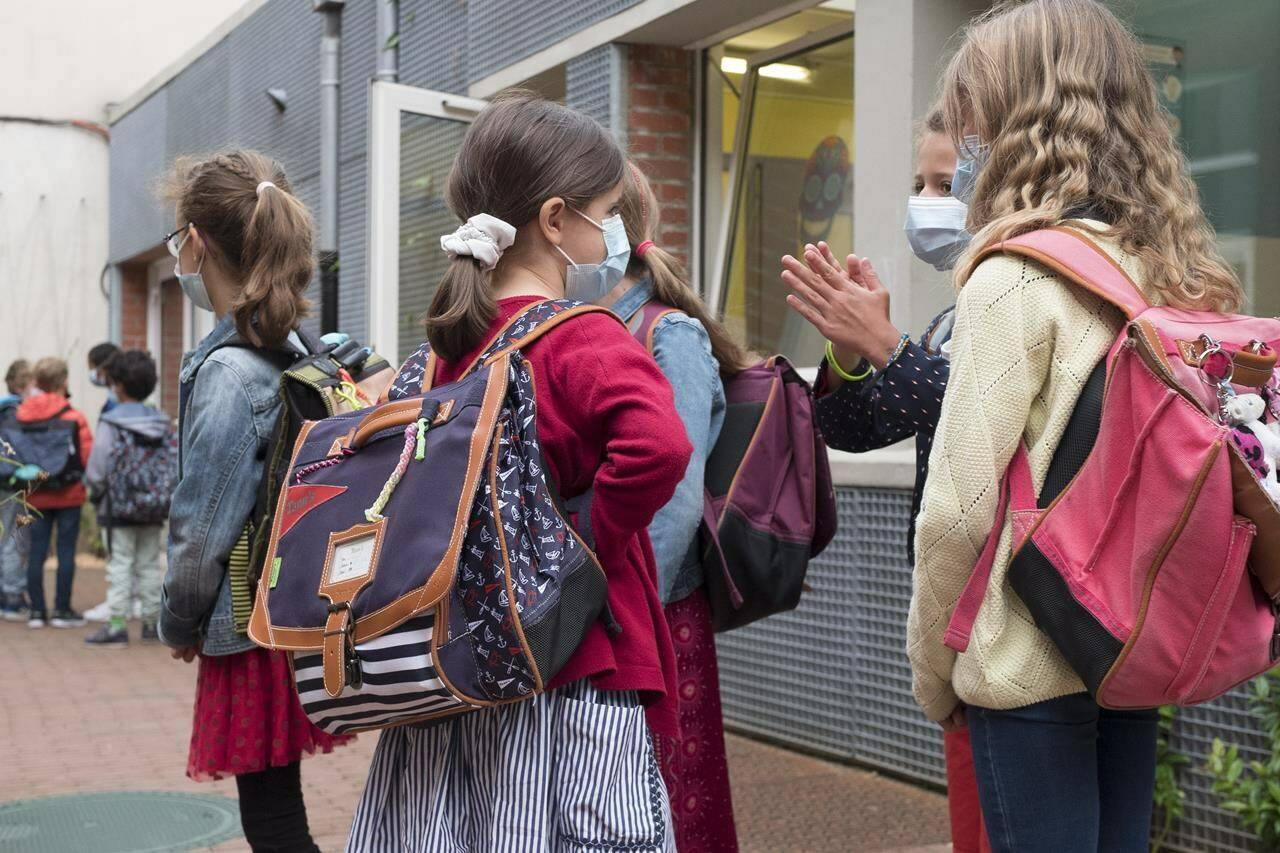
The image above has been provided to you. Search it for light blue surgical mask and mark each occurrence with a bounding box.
[951,135,988,206]
[556,209,630,304]
[173,229,214,312]
[904,195,971,271]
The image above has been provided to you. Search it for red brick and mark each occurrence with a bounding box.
[626,133,660,154]
[629,109,689,134]
[637,157,689,181]
[661,89,691,112]
[629,87,660,108]
[659,135,689,156]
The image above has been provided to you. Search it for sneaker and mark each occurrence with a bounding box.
[50,609,86,629]
[84,600,111,623]
[140,622,160,644]
[27,610,46,629]
[85,624,129,648]
[1,593,27,622]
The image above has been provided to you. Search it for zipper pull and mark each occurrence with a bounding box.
[415,418,428,461]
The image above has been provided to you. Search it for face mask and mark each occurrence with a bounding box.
[904,196,971,271]
[174,231,214,312]
[556,210,630,304]
[951,135,988,206]
[89,371,109,388]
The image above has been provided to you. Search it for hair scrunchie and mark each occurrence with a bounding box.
[440,214,517,271]
[635,240,655,259]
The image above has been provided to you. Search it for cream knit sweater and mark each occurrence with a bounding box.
[907,224,1145,721]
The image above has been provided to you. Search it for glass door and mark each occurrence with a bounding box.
[368,82,487,362]
[711,21,854,366]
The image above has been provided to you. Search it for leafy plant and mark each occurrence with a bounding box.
[1207,671,1280,851]
[1153,705,1189,852]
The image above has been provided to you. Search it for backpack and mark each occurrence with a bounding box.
[219,330,394,634]
[0,405,84,492]
[943,226,1280,708]
[628,302,837,632]
[104,422,178,525]
[247,300,617,734]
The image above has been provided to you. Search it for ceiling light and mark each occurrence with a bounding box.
[721,56,748,75]
[759,63,811,81]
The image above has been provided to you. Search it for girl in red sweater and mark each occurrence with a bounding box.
[348,91,691,852]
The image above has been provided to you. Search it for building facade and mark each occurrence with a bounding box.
[106,1,1280,849]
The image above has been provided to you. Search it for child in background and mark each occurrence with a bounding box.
[18,357,93,629]
[0,359,33,620]
[84,350,172,647]
[87,342,121,417]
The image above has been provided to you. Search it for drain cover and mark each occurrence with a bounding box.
[0,791,241,852]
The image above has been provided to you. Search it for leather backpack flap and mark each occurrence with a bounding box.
[247,355,512,654]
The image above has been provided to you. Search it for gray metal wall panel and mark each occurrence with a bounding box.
[165,41,233,163]
[227,1,324,183]
[566,44,621,133]
[336,0,378,339]
[466,0,642,82]
[109,92,170,263]
[399,0,467,93]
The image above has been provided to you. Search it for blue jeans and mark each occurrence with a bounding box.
[27,506,81,613]
[0,497,30,597]
[968,693,1158,853]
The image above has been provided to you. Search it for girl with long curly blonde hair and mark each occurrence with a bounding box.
[903,2,1235,849]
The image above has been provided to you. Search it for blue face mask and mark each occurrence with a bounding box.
[556,210,631,304]
[173,230,214,312]
[951,135,988,206]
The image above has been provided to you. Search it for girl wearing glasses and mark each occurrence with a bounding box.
[158,150,349,852]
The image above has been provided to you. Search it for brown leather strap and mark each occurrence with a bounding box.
[322,606,351,697]
[1177,338,1278,388]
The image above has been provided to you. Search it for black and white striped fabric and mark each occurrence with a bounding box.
[346,679,675,852]
[292,614,464,735]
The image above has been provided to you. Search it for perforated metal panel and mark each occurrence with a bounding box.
[466,0,642,81]
[399,0,467,93]
[566,44,624,141]
[109,92,170,262]
[336,0,378,339]
[165,41,233,166]
[227,1,324,184]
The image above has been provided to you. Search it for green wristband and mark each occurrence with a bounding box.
[825,340,873,382]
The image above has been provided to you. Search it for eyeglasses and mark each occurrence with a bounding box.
[163,223,192,258]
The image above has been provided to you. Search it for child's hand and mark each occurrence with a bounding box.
[171,645,200,663]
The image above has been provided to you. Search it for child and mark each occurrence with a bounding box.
[18,357,92,629]
[159,149,348,851]
[347,91,691,852]
[84,349,172,647]
[0,359,33,620]
[87,342,121,417]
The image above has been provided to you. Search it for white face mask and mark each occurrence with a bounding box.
[904,196,971,271]
[555,209,631,304]
[173,230,214,312]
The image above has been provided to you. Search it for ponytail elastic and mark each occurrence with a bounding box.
[635,240,655,259]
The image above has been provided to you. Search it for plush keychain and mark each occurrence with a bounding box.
[1225,392,1280,503]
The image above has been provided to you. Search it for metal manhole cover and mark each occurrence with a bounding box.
[0,791,242,852]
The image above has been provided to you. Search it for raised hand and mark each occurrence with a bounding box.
[781,242,901,371]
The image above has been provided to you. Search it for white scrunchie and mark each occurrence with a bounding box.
[440,214,516,271]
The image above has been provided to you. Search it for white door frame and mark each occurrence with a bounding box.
[367,81,487,361]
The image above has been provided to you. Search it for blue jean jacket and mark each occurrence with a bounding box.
[159,314,289,655]
[614,280,725,604]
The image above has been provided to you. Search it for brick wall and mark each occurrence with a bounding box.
[120,263,149,351]
[625,45,694,270]
[159,281,183,418]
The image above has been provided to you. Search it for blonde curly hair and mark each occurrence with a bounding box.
[941,0,1242,312]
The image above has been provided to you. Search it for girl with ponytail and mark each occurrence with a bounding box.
[602,161,745,851]
[347,92,690,851]
[159,150,348,851]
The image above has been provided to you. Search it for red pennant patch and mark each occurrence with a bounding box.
[278,484,347,537]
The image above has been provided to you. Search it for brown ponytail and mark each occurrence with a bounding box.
[425,90,625,362]
[620,162,753,376]
[163,150,314,348]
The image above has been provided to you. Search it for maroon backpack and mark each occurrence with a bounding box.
[629,302,837,631]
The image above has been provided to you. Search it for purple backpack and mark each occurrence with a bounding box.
[630,302,837,631]
[248,300,618,734]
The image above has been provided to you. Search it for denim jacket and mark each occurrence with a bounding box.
[159,314,292,655]
[614,279,725,604]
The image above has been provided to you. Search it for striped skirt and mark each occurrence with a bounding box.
[347,680,675,852]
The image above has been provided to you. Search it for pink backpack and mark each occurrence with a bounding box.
[944,226,1280,709]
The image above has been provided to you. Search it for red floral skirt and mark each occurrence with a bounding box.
[187,646,352,781]
[652,588,739,853]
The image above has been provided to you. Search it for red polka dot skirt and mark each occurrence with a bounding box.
[187,646,352,781]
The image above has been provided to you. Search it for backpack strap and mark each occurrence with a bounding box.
[625,301,681,355]
[978,225,1150,320]
[389,300,621,399]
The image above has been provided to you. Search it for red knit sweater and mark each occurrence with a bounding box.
[433,297,691,735]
